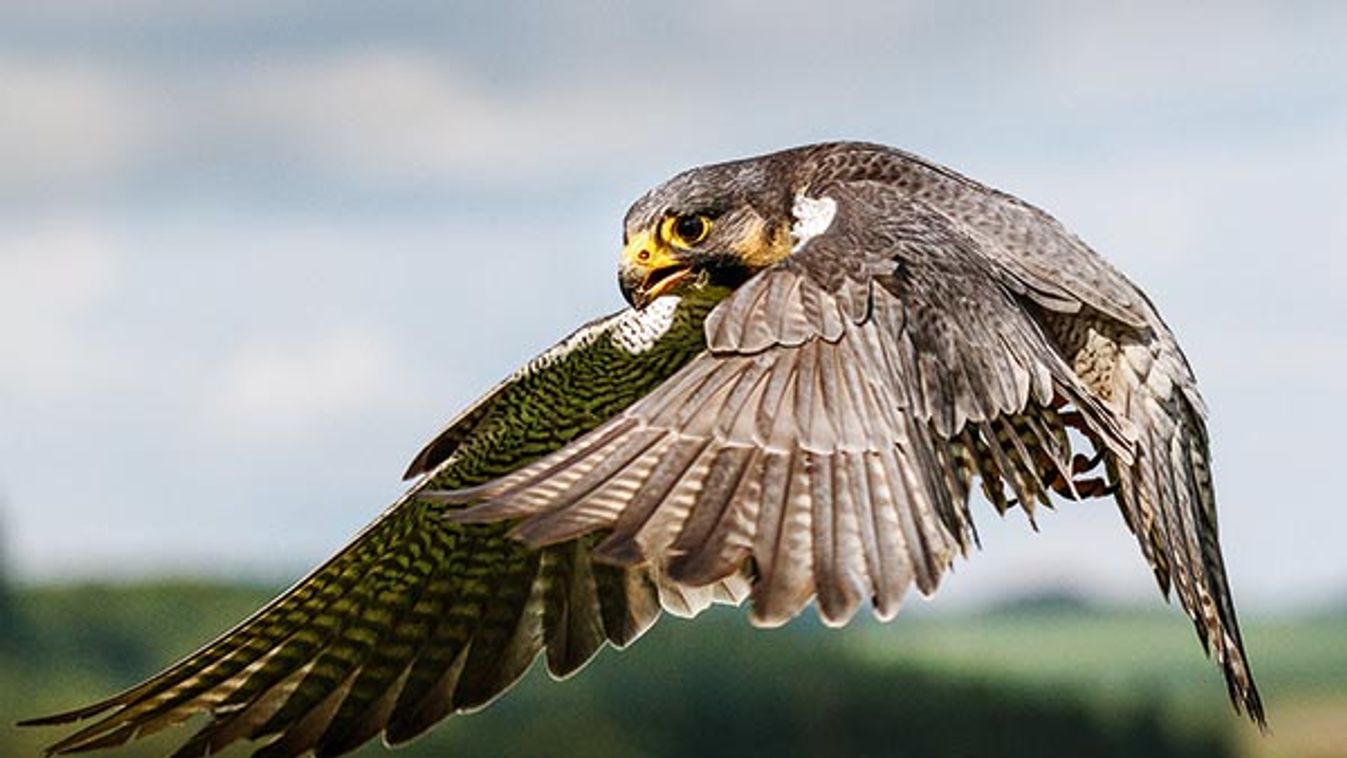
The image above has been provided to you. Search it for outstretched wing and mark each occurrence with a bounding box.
[19,301,730,758]
[825,144,1264,722]
[1034,303,1265,724]
[817,144,1263,722]
[25,505,658,758]
[433,180,1134,630]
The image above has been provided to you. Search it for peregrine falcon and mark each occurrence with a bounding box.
[22,142,1263,757]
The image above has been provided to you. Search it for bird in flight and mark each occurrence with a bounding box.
[22,141,1263,757]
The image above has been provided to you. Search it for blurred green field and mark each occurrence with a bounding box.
[1,582,1342,758]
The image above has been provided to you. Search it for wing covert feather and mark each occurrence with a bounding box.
[439,185,1134,634]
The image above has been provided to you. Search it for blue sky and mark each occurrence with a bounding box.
[2,1,1344,612]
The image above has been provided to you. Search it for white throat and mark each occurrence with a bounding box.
[609,296,680,354]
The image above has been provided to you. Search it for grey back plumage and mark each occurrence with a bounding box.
[443,142,1264,724]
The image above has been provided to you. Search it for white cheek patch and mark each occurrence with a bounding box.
[609,296,680,354]
[790,193,837,252]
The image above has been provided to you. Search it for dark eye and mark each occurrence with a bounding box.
[671,214,711,246]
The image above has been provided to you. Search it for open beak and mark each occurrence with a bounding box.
[618,229,693,309]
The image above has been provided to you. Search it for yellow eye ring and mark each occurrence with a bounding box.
[663,213,712,248]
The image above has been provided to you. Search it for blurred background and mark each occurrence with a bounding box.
[1,1,1344,756]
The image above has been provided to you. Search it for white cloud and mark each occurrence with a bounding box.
[0,46,705,194]
[1016,3,1325,106]
[0,58,152,189]
[204,326,414,438]
[0,224,122,395]
[219,48,701,186]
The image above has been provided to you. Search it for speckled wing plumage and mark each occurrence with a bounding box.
[20,293,731,758]
[1035,305,1259,715]
[797,143,1152,328]
[437,157,1263,723]
[438,181,1134,628]
[800,144,1261,722]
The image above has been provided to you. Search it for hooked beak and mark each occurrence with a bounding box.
[618,229,693,309]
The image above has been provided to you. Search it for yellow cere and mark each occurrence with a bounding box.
[620,228,674,270]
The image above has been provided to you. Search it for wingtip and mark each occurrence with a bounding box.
[1250,703,1269,733]
[31,722,139,758]
[16,714,67,729]
[1233,667,1268,731]
[1236,684,1268,733]
[16,701,119,730]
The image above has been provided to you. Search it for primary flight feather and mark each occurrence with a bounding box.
[21,141,1263,758]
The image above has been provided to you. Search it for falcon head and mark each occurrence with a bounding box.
[618,154,800,309]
